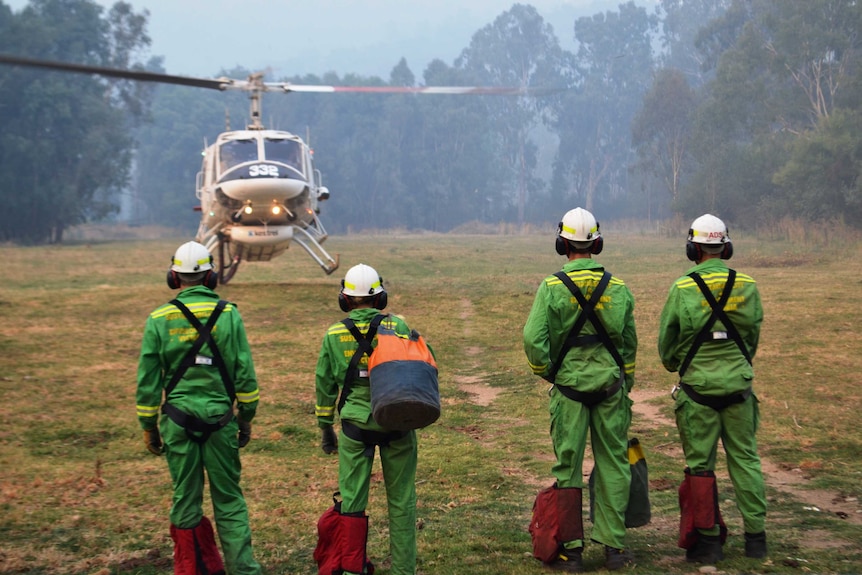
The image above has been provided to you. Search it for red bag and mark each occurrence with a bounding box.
[170,516,225,575]
[678,469,727,549]
[313,494,375,575]
[529,484,583,564]
[313,503,342,575]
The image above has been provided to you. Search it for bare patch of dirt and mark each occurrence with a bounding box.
[458,381,502,407]
[453,299,503,408]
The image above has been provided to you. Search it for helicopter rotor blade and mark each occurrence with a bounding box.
[275,84,560,95]
[0,53,230,90]
[0,53,564,96]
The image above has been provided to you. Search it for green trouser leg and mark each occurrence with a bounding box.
[163,417,262,575]
[675,393,766,535]
[339,425,418,575]
[550,388,631,550]
[380,432,418,575]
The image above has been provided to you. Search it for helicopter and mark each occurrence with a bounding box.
[0,53,548,283]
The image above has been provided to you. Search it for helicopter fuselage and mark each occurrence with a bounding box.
[194,129,335,273]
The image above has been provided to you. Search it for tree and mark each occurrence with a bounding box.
[632,67,697,210]
[773,109,862,225]
[681,0,862,226]
[553,1,657,213]
[454,4,566,225]
[657,0,732,87]
[0,0,152,243]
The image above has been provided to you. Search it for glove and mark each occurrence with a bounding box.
[238,419,252,448]
[143,428,163,456]
[321,424,338,454]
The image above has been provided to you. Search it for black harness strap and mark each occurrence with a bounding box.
[678,270,753,411]
[678,270,752,378]
[337,314,387,414]
[679,382,751,411]
[162,299,235,444]
[341,420,408,457]
[551,271,624,407]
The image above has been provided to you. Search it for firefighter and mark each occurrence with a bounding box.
[136,241,263,575]
[658,214,767,564]
[523,208,637,572]
[314,263,419,575]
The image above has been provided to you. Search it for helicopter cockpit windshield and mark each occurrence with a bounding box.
[264,138,304,173]
[219,139,258,174]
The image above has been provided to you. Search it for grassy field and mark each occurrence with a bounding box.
[1,228,861,575]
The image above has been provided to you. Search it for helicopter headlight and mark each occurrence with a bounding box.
[271,203,282,216]
[243,202,253,215]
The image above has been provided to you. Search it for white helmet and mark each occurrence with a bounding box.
[559,207,601,244]
[688,214,730,245]
[171,241,214,273]
[341,263,384,297]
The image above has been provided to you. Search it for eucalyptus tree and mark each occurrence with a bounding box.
[453,3,568,225]
[552,1,657,215]
[631,67,697,214]
[656,0,732,87]
[0,0,153,243]
[684,0,862,224]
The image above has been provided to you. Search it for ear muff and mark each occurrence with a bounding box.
[203,269,218,289]
[555,221,570,255]
[167,269,181,289]
[590,235,604,255]
[721,241,733,260]
[338,291,351,312]
[685,239,701,262]
[555,236,568,255]
[373,290,388,310]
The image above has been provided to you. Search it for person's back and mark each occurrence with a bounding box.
[659,258,761,396]
[136,241,262,575]
[658,214,767,566]
[525,258,635,393]
[523,208,636,573]
[141,286,258,421]
[314,263,420,575]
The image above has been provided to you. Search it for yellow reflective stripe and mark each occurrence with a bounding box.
[561,222,598,237]
[545,270,624,287]
[151,301,234,320]
[327,317,396,336]
[137,404,160,417]
[236,389,260,403]
[625,362,636,374]
[316,405,335,417]
[527,360,547,373]
[675,272,756,289]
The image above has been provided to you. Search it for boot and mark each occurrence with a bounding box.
[685,534,724,564]
[604,546,634,571]
[550,547,583,573]
[745,531,767,558]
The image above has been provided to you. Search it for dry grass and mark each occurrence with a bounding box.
[1,226,861,574]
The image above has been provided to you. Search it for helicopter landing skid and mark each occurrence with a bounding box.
[292,226,339,275]
[217,239,243,285]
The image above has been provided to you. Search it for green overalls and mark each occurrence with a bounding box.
[658,258,766,536]
[523,258,637,550]
[315,308,419,575]
[137,286,262,575]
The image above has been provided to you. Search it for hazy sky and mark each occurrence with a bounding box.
[5,0,657,79]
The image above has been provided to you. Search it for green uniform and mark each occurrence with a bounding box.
[137,285,262,575]
[523,259,637,550]
[658,258,766,535]
[315,308,418,575]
